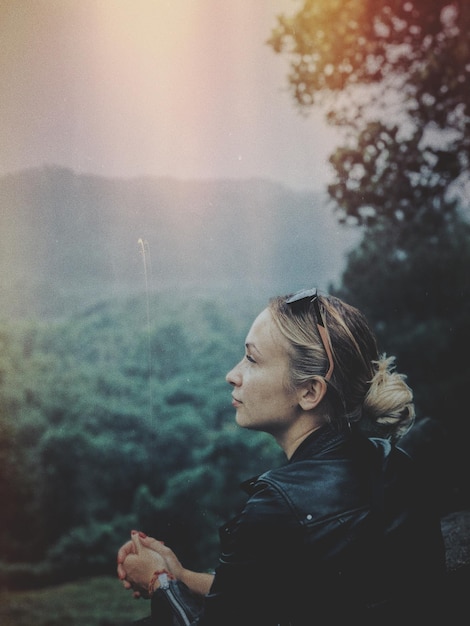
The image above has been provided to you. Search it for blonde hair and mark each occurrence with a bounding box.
[269,293,415,440]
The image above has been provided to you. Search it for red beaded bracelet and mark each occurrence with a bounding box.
[148,569,174,597]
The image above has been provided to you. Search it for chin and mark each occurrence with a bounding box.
[235,414,251,429]
[236,415,263,432]
[235,414,246,427]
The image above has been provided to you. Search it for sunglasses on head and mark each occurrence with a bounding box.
[285,288,335,381]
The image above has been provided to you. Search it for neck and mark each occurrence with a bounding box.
[278,422,325,460]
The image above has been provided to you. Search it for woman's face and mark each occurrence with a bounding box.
[226,308,301,436]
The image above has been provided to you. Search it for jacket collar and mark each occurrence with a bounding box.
[241,424,351,494]
[289,423,350,463]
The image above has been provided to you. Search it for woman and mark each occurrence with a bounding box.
[117,288,446,625]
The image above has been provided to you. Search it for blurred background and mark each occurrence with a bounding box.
[0,1,469,624]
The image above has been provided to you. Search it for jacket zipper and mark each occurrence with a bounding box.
[158,574,192,626]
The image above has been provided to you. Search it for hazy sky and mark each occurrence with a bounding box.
[0,0,340,191]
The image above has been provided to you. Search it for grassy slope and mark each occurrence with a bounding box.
[0,576,150,626]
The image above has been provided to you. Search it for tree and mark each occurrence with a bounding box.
[268,0,470,229]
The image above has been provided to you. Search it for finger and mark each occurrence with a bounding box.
[117,539,135,579]
[138,532,164,545]
[140,536,166,552]
[131,531,142,554]
[141,536,164,547]
[117,539,135,564]
[117,563,125,579]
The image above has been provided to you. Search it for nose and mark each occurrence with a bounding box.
[226,361,242,387]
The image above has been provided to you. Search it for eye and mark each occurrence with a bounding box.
[245,353,256,363]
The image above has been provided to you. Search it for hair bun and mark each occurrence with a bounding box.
[361,355,415,440]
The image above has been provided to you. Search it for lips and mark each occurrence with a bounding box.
[231,395,242,407]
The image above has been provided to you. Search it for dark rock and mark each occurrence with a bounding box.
[442,509,470,574]
[441,509,470,622]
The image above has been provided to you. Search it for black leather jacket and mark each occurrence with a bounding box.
[152,424,446,626]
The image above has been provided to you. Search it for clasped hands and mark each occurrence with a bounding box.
[117,531,184,599]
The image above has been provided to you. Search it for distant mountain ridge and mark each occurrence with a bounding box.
[0,166,359,319]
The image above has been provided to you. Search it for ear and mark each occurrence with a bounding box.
[297,377,328,411]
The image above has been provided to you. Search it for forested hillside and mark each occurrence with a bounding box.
[0,167,358,319]
[0,292,284,587]
[0,166,358,588]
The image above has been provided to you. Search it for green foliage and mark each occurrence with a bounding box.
[0,292,282,588]
[45,519,137,579]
